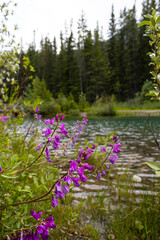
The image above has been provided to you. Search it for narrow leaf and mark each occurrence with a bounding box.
[138,21,151,27]
[145,161,160,170]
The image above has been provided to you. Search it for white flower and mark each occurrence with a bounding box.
[132,175,142,183]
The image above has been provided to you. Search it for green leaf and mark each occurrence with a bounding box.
[144,14,152,19]
[5,196,13,204]
[150,17,155,26]
[135,220,144,231]
[155,170,160,176]
[156,16,160,24]
[138,21,151,27]
[41,176,45,185]
[1,174,19,179]
[145,161,160,171]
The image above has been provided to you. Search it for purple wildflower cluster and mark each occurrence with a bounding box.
[9,211,56,240]
[97,135,122,180]
[5,107,122,239]
[51,145,95,207]
[40,114,89,162]
[68,115,88,148]
[34,107,42,122]
[40,114,68,161]
[0,115,8,122]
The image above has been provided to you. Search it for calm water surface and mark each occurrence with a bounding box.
[23,116,160,202]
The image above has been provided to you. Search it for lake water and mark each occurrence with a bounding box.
[23,116,160,202]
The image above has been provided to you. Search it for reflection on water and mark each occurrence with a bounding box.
[22,116,160,201]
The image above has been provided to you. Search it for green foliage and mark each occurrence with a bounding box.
[0,117,60,237]
[56,93,77,113]
[106,172,160,240]
[135,80,154,103]
[23,76,62,116]
[139,8,160,100]
[78,92,89,111]
[0,1,20,103]
[25,76,52,101]
[90,96,116,116]
[145,161,160,176]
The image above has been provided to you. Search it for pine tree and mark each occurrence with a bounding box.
[107,5,116,95]
[65,31,79,99]
[77,12,88,94]
[87,27,110,102]
[56,32,67,96]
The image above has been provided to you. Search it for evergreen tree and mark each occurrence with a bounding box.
[107,5,116,95]
[83,30,94,101]
[56,32,67,96]
[65,31,79,99]
[77,12,88,93]
[88,27,110,102]
[51,37,58,97]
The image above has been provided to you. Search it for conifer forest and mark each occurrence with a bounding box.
[18,0,159,105]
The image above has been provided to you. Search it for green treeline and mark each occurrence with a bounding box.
[20,0,159,104]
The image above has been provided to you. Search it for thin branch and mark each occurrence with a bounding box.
[147,116,160,152]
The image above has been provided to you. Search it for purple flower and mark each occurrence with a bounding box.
[56,182,62,191]
[112,135,118,142]
[113,143,121,153]
[48,137,53,142]
[44,119,51,125]
[76,120,79,124]
[69,160,78,174]
[45,147,51,162]
[34,114,42,122]
[35,107,39,112]
[101,147,107,152]
[71,135,78,146]
[78,149,84,157]
[55,135,61,141]
[44,117,55,125]
[53,140,61,149]
[0,167,2,171]
[72,177,80,187]
[83,119,88,125]
[109,155,118,164]
[106,165,109,169]
[63,175,72,185]
[97,172,102,180]
[53,135,61,149]
[102,170,106,175]
[35,144,42,151]
[92,144,96,149]
[44,216,56,229]
[51,196,58,208]
[50,117,55,124]
[78,167,87,182]
[83,163,94,170]
[59,123,68,135]
[55,189,65,199]
[0,116,8,122]
[56,113,59,121]
[63,183,69,194]
[37,225,49,235]
[60,114,65,121]
[55,182,65,199]
[42,127,52,137]
[84,149,92,160]
[30,210,43,221]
